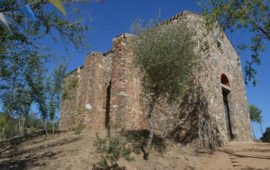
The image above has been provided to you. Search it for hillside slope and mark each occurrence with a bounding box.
[0,131,269,170]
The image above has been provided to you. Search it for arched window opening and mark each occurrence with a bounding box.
[221,74,230,87]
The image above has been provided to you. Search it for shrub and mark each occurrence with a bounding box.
[72,121,85,135]
[93,132,134,170]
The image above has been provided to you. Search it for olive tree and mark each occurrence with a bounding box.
[132,20,198,159]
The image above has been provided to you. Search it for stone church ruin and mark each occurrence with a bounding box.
[59,11,252,149]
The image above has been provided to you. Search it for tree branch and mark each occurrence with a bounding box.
[248,16,270,40]
[0,0,46,13]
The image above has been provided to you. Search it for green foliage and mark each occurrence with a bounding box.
[0,0,90,136]
[62,76,78,100]
[249,104,262,123]
[0,111,53,140]
[25,113,45,130]
[47,64,67,134]
[261,127,270,142]
[132,20,197,103]
[249,104,264,138]
[0,113,17,140]
[132,18,198,159]
[93,132,134,170]
[202,0,270,85]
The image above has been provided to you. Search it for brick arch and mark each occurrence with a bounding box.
[221,74,230,87]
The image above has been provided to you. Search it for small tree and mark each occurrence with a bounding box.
[47,64,67,135]
[132,20,198,159]
[93,132,134,169]
[27,62,66,136]
[249,104,263,138]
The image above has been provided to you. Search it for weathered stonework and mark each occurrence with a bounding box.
[59,11,252,148]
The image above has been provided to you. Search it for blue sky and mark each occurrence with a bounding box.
[48,0,269,139]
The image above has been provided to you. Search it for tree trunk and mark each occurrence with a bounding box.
[18,117,26,136]
[250,121,256,141]
[0,124,6,140]
[22,117,26,135]
[52,122,55,135]
[260,122,263,139]
[143,98,157,160]
[18,119,22,136]
[44,120,48,136]
[251,122,256,140]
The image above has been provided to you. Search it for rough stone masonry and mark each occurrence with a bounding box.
[59,11,252,149]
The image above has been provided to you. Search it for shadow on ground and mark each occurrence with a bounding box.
[124,129,167,154]
[0,131,81,170]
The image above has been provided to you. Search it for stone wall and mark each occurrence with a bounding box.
[186,13,252,144]
[78,52,112,130]
[60,11,252,148]
[165,12,252,145]
[109,34,147,130]
[59,52,112,131]
[59,68,81,131]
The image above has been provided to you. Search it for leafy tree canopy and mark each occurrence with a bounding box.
[132,19,198,159]
[133,20,197,103]
[0,0,94,136]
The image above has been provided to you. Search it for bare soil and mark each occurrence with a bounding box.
[0,131,269,170]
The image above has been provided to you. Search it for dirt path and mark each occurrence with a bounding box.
[0,132,269,170]
[218,142,270,170]
[197,142,270,170]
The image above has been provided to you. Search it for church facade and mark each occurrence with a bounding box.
[60,11,252,149]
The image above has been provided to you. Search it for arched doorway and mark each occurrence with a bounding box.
[221,74,234,140]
